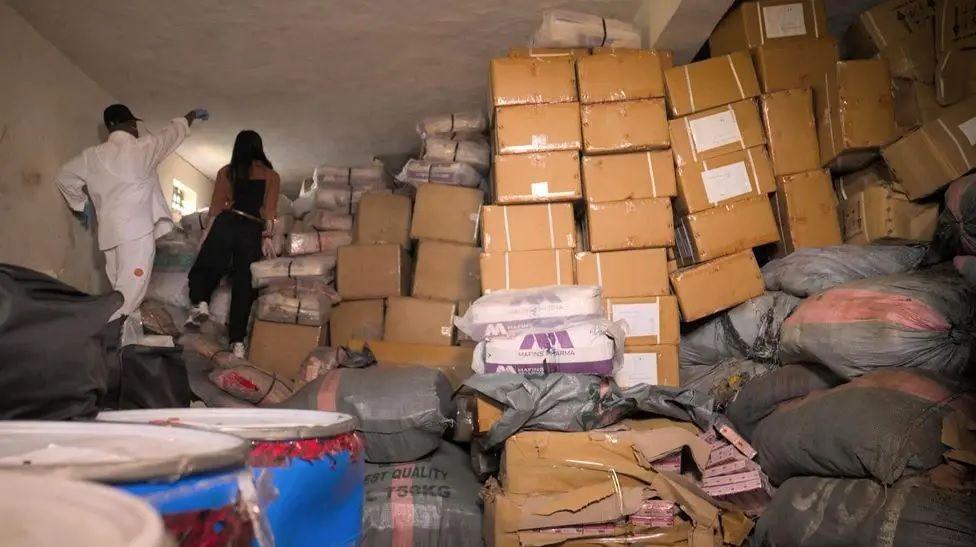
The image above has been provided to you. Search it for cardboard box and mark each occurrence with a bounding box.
[248,320,327,378]
[337,244,409,300]
[480,249,574,293]
[586,198,675,251]
[892,79,947,135]
[411,240,481,302]
[709,0,829,55]
[383,297,456,346]
[844,0,935,83]
[481,203,576,252]
[580,99,669,154]
[816,60,897,167]
[576,248,670,298]
[773,169,842,254]
[489,56,578,107]
[330,300,385,348]
[353,192,412,248]
[881,95,976,199]
[582,150,676,203]
[494,102,582,155]
[606,295,680,346]
[675,195,780,265]
[752,36,839,93]
[934,0,976,105]
[669,99,766,166]
[348,340,474,389]
[410,183,484,245]
[575,51,667,103]
[492,150,582,204]
[834,161,908,199]
[675,146,777,214]
[841,185,939,244]
[761,88,821,176]
[669,250,765,322]
[664,51,761,117]
[507,47,590,59]
[616,345,680,388]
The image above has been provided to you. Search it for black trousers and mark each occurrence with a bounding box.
[188,212,262,343]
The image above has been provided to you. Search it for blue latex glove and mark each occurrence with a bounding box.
[193,108,210,121]
[77,200,95,230]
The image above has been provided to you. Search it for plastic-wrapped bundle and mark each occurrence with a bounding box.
[314,185,353,211]
[250,253,337,288]
[313,165,352,186]
[255,293,331,326]
[305,209,353,231]
[680,292,801,368]
[416,111,487,139]
[280,366,453,463]
[422,137,490,173]
[313,163,390,188]
[295,347,344,387]
[756,476,976,546]
[179,209,209,241]
[531,10,641,49]
[362,442,482,547]
[153,230,198,273]
[145,271,190,309]
[679,358,775,411]
[762,244,925,298]
[292,191,315,218]
[396,159,485,189]
[209,364,295,406]
[932,174,976,259]
[269,213,294,258]
[285,230,352,256]
[456,285,604,341]
[472,319,624,376]
[260,276,340,304]
[779,270,976,379]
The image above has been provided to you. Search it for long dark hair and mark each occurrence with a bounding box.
[230,130,273,183]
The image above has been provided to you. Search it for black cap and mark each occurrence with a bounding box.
[103,104,141,128]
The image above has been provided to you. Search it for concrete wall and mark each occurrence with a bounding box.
[0,4,211,293]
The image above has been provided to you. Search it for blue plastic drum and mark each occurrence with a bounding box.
[0,421,255,546]
[99,408,366,547]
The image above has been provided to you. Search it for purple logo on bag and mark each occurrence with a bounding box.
[519,331,575,350]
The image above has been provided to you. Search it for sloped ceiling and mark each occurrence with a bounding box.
[8,0,643,191]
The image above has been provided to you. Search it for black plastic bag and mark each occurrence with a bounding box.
[101,345,193,410]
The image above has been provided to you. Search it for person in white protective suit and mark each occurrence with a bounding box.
[55,104,209,321]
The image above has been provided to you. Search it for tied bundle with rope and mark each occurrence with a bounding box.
[254,292,332,326]
[396,158,485,188]
[284,230,352,256]
[184,334,295,406]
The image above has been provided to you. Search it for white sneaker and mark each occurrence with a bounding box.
[231,342,246,359]
[184,301,210,330]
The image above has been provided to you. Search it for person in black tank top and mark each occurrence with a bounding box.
[185,130,281,358]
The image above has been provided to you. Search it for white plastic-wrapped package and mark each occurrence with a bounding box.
[416,111,488,139]
[396,159,485,189]
[305,209,354,231]
[145,271,191,309]
[255,293,332,326]
[291,219,308,233]
[260,277,340,304]
[292,191,316,218]
[422,138,491,173]
[270,213,295,258]
[250,253,338,288]
[456,285,605,341]
[531,10,642,48]
[313,164,352,186]
[285,230,353,256]
[472,319,624,376]
[314,185,353,212]
[313,162,390,188]
[276,193,294,217]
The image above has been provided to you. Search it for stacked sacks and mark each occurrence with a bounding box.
[761,244,925,297]
[397,111,489,189]
[250,254,338,325]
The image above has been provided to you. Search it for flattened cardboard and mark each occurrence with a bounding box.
[580,99,670,154]
[494,102,582,155]
[752,37,839,93]
[675,146,777,215]
[663,51,761,117]
[480,249,575,293]
[492,150,582,204]
[507,47,590,59]
[844,0,935,83]
[586,198,675,251]
[411,240,482,302]
[481,203,576,252]
[773,169,842,254]
[249,320,327,379]
[347,339,474,389]
[709,0,829,55]
[354,192,412,248]
[761,88,821,176]
[607,295,680,346]
[816,60,897,167]
[337,244,409,300]
[582,150,677,203]
[410,183,484,245]
[935,0,976,106]
[330,300,385,348]
[617,345,680,388]
[575,248,670,298]
[383,296,456,346]
[675,195,780,265]
[841,184,939,244]
[489,56,578,107]
[575,51,667,103]
[669,99,766,166]
[669,250,765,322]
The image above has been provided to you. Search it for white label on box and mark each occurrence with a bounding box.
[531,134,549,147]
[762,4,807,39]
[615,353,658,388]
[701,161,752,204]
[688,111,741,153]
[531,182,550,196]
[612,303,660,338]
[440,326,453,336]
[959,116,976,146]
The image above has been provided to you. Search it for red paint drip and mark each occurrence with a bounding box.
[161,503,253,547]
[248,432,364,468]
